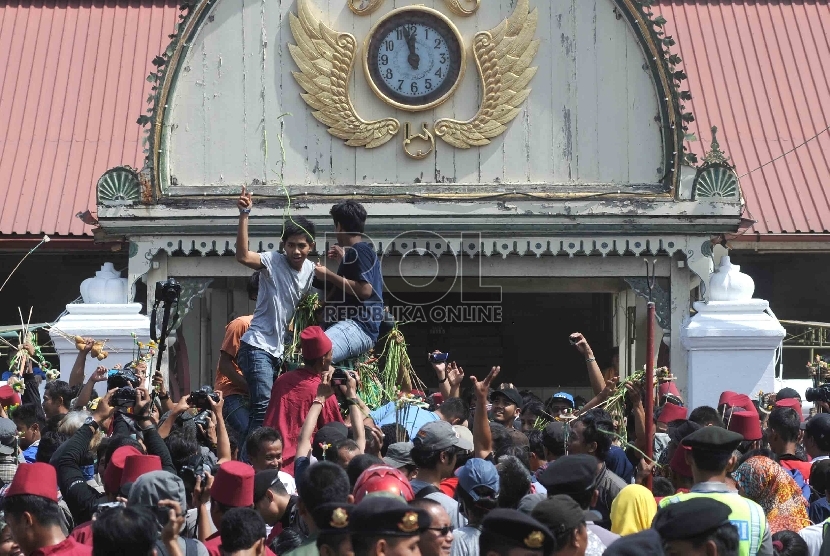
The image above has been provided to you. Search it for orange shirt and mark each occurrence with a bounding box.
[213,316,253,398]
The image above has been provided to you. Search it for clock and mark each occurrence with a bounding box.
[364,6,466,111]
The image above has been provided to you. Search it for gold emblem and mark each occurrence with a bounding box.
[435,0,539,148]
[398,512,420,533]
[330,508,349,529]
[289,0,400,149]
[349,0,480,17]
[403,123,435,160]
[523,531,545,549]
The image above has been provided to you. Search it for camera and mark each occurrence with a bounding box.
[806,384,830,403]
[107,367,140,390]
[188,386,219,410]
[178,453,218,495]
[111,387,137,409]
[429,352,449,364]
[332,368,356,387]
[153,506,171,528]
[154,278,182,305]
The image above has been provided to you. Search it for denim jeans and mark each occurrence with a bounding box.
[237,342,281,456]
[222,394,250,446]
[325,320,375,363]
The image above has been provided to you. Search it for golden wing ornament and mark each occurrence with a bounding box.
[289,0,399,148]
[434,0,539,148]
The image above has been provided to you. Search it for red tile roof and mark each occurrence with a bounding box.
[1,0,827,236]
[657,0,830,235]
[0,0,179,237]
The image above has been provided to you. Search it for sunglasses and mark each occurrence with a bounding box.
[428,526,454,536]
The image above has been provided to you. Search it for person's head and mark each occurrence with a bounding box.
[409,499,452,556]
[456,458,500,523]
[411,421,473,479]
[479,509,554,556]
[765,407,800,455]
[651,477,675,498]
[524,430,546,472]
[353,465,414,503]
[0,522,21,556]
[682,428,742,481]
[771,530,809,556]
[209,462,256,529]
[652,498,739,556]
[489,423,514,457]
[11,405,43,450]
[570,410,614,461]
[811,460,830,497]
[282,217,316,271]
[347,454,384,490]
[333,439,362,469]
[383,442,418,481]
[298,462,352,532]
[538,454,599,511]
[127,471,188,529]
[609,484,657,537]
[490,388,522,427]
[41,381,72,418]
[101,435,144,484]
[221,508,267,556]
[545,393,575,419]
[301,326,334,372]
[247,271,261,301]
[349,496,429,556]
[541,422,566,461]
[253,470,291,526]
[531,496,588,556]
[495,455,531,510]
[435,398,467,426]
[330,201,367,236]
[2,462,63,555]
[246,427,284,472]
[92,505,157,556]
[689,406,725,428]
[519,402,545,433]
[803,414,830,458]
[34,431,67,464]
[313,503,355,556]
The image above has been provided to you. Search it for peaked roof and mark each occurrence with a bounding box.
[1,0,828,236]
[658,0,830,235]
[0,0,179,237]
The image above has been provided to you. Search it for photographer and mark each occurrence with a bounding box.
[71,367,108,411]
[92,501,186,556]
[159,389,231,465]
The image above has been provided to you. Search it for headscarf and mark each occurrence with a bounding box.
[733,456,810,533]
[610,484,658,536]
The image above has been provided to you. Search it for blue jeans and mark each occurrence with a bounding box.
[223,394,250,446]
[325,320,375,363]
[237,342,281,455]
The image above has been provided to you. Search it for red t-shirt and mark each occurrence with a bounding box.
[439,477,458,498]
[69,521,93,546]
[262,368,343,475]
[781,458,813,482]
[31,537,92,556]
[203,531,277,556]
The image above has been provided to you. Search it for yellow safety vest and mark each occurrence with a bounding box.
[659,491,767,556]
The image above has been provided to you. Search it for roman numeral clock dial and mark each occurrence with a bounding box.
[364,7,466,111]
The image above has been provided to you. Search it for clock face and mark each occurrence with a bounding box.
[364,8,465,111]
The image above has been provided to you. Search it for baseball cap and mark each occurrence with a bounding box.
[254,469,282,503]
[456,458,500,501]
[0,418,18,456]
[490,388,523,408]
[413,421,473,452]
[550,392,575,408]
[383,442,415,468]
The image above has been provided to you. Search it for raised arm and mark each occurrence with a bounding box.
[343,372,366,452]
[209,391,232,463]
[235,186,264,270]
[296,383,332,459]
[429,353,452,400]
[571,333,605,396]
[73,366,108,410]
[68,338,94,388]
[472,366,500,459]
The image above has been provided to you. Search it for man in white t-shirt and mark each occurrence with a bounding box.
[234,187,316,451]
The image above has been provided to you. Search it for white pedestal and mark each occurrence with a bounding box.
[681,300,785,410]
[49,303,152,383]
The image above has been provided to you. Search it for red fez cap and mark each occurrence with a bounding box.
[669,445,693,478]
[658,382,681,398]
[727,411,762,441]
[104,446,143,494]
[121,454,162,486]
[658,403,688,424]
[718,391,738,406]
[6,463,57,501]
[301,326,332,360]
[0,386,21,407]
[727,394,758,415]
[775,398,804,421]
[211,461,255,507]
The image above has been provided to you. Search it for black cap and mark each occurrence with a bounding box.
[350,496,430,537]
[652,498,731,541]
[776,387,801,401]
[681,426,743,452]
[491,388,523,408]
[254,470,282,503]
[311,503,354,534]
[667,420,702,444]
[531,495,586,536]
[480,508,555,554]
[603,529,665,555]
[537,454,598,494]
[803,413,830,440]
[543,421,566,446]
[312,422,349,457]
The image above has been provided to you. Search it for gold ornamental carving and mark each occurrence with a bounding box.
[348,0,480,17]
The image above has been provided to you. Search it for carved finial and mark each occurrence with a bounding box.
[703,126,731,167]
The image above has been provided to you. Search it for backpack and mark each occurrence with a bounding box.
[785,467,812,501]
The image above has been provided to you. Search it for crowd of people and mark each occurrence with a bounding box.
[0,196,827,556]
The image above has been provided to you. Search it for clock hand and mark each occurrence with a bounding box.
[405,28,420,70]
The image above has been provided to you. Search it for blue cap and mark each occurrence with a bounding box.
[551,392,574,407]
[455,458,499,501]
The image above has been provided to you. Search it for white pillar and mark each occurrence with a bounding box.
[681,256,785,409]
[49,263,151,383]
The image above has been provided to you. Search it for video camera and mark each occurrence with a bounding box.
[806,384,830,404]
[188,386,219,411]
